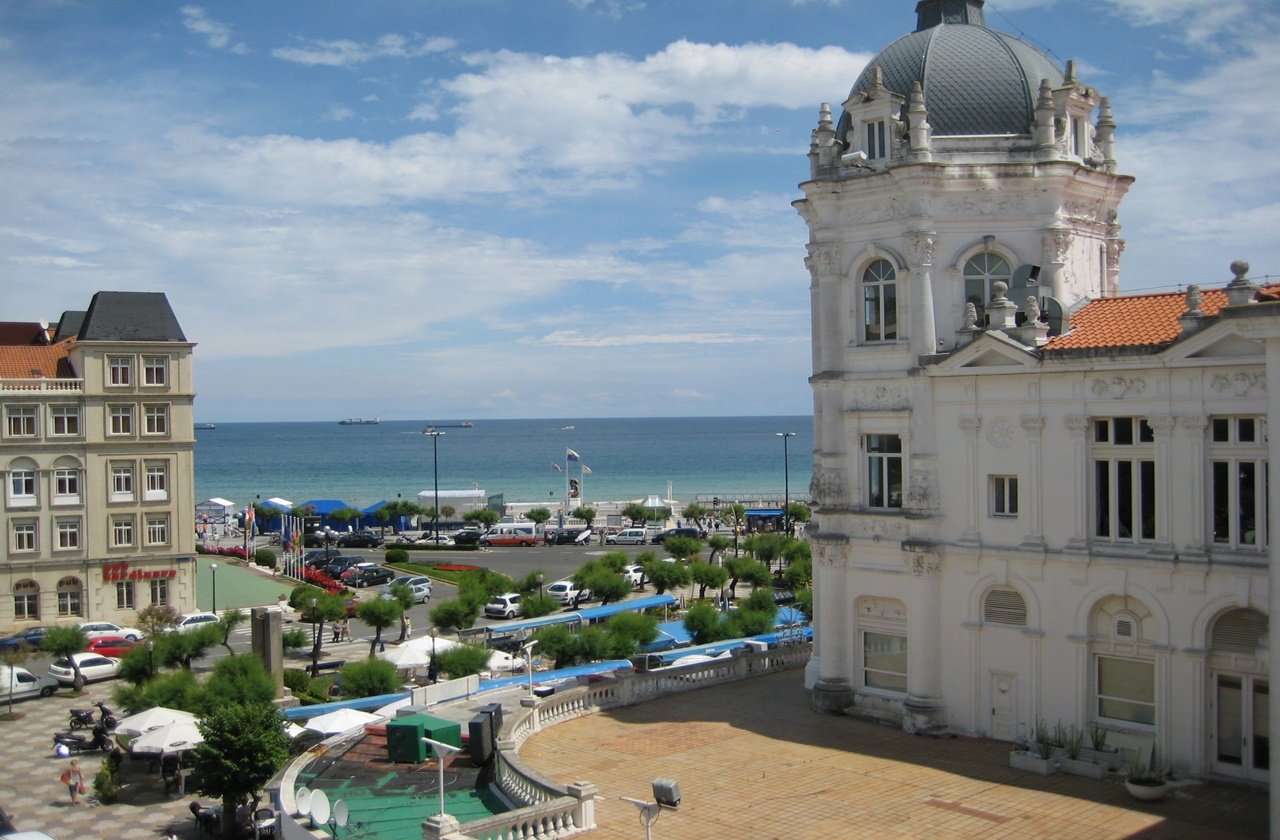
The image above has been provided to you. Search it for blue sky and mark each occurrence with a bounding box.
[2,0,1276,422]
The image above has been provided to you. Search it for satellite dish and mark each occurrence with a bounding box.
[310,789,331,826]
[333,800,349,827]
[295,787,312,815]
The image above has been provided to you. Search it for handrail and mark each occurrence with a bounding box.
[0,378,83,392]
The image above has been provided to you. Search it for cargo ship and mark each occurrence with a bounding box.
[338,417,380,425]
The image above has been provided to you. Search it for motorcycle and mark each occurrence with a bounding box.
[54,722,113,753]
[69,701,116,731]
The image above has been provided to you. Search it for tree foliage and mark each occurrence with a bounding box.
[192,701,290,838]
[433,643,492,679]
[662,535,703,563]
[463,508,499,529]
[429,598,480,636]
[338,658,399,698]
[642,558,691,594]
[112,668,202,716]
[355,597,403,656]
[137,604,181,637]
[42,626,89,688]
[525,507,552,526]
[517,592,559,618]
[196,654,277,716]
[690,561,730,600]
[620,502,649,526]
[570,506,597,527]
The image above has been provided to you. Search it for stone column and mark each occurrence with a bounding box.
[250,607,284,698]
[959,418,981,544]
[908,230,938,357]
[1148,415,1176,555]
[1064,415,1090,551]
[810,539,854,713]
[903,552,944,733]
[807,242,843,373]
[1178,416,1209,556]
[1020,416,1045,548]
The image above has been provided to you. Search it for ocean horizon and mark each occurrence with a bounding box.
[195,415,813,512]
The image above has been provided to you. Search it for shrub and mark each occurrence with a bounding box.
[253,548,277,569]
[384,547,409,565]
[338,659,399,698]
[93,753,121,803]
[434,643,492,679]
[282,668,312,694]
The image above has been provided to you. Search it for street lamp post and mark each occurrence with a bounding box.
[523,639,539,698]
[422,737,461,816]
[209,562,218,615]
[776,432,795,536]
[145,638,155,678]
[425,429,445,540]
[309,597,319,673]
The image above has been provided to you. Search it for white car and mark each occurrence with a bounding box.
[606,528,648,545]
[0,666,59,700]
[383,575,432,603]
[546,580,590,606]
[484,593,521,620]
[622,565,646,587]
[78,621,144,641]
[175,612,220,633]
[417,534,455,546]
[48,652,122,686]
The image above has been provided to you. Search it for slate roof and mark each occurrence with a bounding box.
[78,291,186,342]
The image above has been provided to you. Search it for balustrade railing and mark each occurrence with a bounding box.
[0,378,83,392]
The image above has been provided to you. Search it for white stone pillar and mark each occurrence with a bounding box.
[810,539,854,712]
[959,418,981,543]
[1178,416,1209,555]
[1020,416,1045,547]
[1064,415,1090,550]
[908,230,938,357]
[904,552,944,732]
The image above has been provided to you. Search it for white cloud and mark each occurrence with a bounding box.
[324,105,354,121]
[271,33,457,67]
[180,6,248,54]
[567,0,645,18]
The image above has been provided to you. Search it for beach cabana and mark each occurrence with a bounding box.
[299,499,360,530]
[195,498,236,524]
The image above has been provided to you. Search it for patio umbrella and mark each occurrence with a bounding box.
[116,706,198,738]
[129,719,204,755]
[303,708,381,736]
[376,635,458,669]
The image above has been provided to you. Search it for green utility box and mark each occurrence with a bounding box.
[385,713,463,764]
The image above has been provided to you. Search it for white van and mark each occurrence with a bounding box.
[607,527,648,545]
[479,523,539,547]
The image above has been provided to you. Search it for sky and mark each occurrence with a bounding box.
[2,0,1277,422]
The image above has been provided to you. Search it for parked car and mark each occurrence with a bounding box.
[338,531,384,548]
[622,565,646,587]
[340,562,380,582]
[0,665,59,700]
[607,528,648,545]
[0,625,53,651]
[545,528,584,545]
[651,527,704,544]
[319,556,364,578]
[484,593,522,620]
[48,652,122,685]
[175,612,221,633]
[416,534,455,547]
[348,566,395,588]
[384,575,433,603]
[78,621,144,641]
[85,636,136,658]
[546,580,591,605]
[451,529,483,546]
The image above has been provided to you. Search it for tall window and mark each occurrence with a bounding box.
[1096,655,1156,726]
[990,475,1018,517]
[143,404,169,435]
[56,519,80,549]
[111,464,134,502]
[14,581,39,620]
[108,356,132,386]
[109,404,134,435]
[862,259,898,342]
[964,253,1012,326]
[146,515,168,545]
[9,468,36,506]
[6,406,36,437]
[1093,417,1156,541]
[865,119,887,159]
[1211,416,1267,548]
[865,434,903,509]
[53,468,80,503]
[57,577,82,617]
[50,405,80,436]
[112,516,135,547]
[12,521,36,552]
[863,631,907,692]
[143,356,168,386]
[145,463,168,501]
[150,578,169,606]
[116,581,135,610]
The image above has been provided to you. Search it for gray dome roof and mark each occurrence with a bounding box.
[839,23,1063,138]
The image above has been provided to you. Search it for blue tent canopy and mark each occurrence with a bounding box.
[362,500,390,514]
[299,499,353,515]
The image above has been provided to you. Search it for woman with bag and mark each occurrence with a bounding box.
[61,758,83,804]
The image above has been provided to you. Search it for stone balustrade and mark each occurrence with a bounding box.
[0,378,83,392]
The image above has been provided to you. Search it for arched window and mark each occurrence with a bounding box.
[1090,596,1156,728]
[983,586,1027,626]
[964,253,1011,326]
[862,259,898,342]
[57,576,83,617]
[1211,608,1268,655]
[13,578,39,620]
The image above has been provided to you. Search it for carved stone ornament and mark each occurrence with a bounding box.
[959,416,982,437]
[850,385,908,411]
[849,515,908,540]
[1020,416,1045,435]
[1063,200,1100,222]
[1090,376,1146,398]
[1106,238,1126,270]
[942,194,1027,216]
[1185,284,1203,316]
[858,596,907,619]
[984,416,1015,449]
[1177,415,1208,433]
[1064,415,1090,436]
[842,200,899,225]
[1147,415,1175,436]
[807,243,841,277]
[1211,372,1265,397]
[963,302,979,329]
[907,231,937,266]
[909,553,941,577]
[809,467,846,507]
[905,472,935,509]
[1045,228,1073,263]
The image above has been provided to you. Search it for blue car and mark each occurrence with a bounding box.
[0,626,52,651]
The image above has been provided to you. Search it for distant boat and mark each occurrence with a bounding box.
[338,418,380,425]
[196,423,216,430]
[561,425,575,430]
[428,421,474,428]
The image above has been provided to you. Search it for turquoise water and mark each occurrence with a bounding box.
[195,416,813,509]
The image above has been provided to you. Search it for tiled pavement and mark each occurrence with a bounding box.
[3,664,1269,839]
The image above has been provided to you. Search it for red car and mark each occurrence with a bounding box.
[85,635,135,658]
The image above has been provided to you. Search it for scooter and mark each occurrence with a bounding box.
[54,722,113,753]
[68,701,116,731]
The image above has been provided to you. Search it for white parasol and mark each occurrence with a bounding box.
[129,719,204,755]
[116,706,198,738]
[376,635,458,669]
[303,708,381,736]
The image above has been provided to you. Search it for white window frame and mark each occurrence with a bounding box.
[861,259,898,343]
[865,118,887,159]
[150,577,169,606]
[963,253,1012,327]
[53,468,80,505]
[57,580,82,617]
[1094,654,1156,728]
[14,586,39,620]
[1210,416,1267,549]
[1093,417,1157,542]
[111,464,134,502]
[862,630,908,693]
[109,404,134,436]
[146,515,169,546]
[143,404,169,435]
[6,405,37,438]
[8,468,37,507]
[864,433,904,510]
[50,404,81,437]
[111,516,135,547]
[116,581,135,610]
[990,475,1018,517]
[142,355,168,386]
[108,355,132,386]
[12,521,36,552]
[144,462,169,501]
[56,518,81,550]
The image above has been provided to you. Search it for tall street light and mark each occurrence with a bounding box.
[777,432,795,536]
[209,562,218,615]
[425,429,445,540]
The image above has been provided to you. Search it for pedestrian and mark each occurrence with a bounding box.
[332,621,341,643]
[404,616,412,638]
[341,618,351,641]
[60,758,83,805]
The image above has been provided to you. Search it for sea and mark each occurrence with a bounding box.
[195,416,813,511]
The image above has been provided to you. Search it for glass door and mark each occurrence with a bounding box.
[1214,674,1269,782]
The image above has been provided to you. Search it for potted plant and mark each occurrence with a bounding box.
[1081,724,1121,770]
[1125,747,1169,801]
[1009,721,1057,776]
[1058,725,1109,780]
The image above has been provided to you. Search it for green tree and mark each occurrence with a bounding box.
[216,609,248,656]
[690,561,730,600]
[681,502,708,530]
[306,593,350,673]
[355,597,403,656]
[515,569,549,595]
[621,502,649,526]
[582,567,631,606]
[662,535,703,563]
[136,604,181,637]
[338,658,399,698]
[724,556,770,599]
[525,507,552,528]
[785,501,812,527]
[156,626,219,670]
[328,506,364,530]
[518,593,559,618]
[42,626,89,689]
[192,701,290,838]
[196,654,277,715]
[706,534,732,566]
[117,644,155,686]
[456,569,515,610]
[384,546,409,565]
[605,612,659,648]
[571,506,597,528]
[112,668,201,715]
[441,505,456,522]
[253,547,277,569]
[429,598,480,637]
[684,601,729,645]
[781,548,813,591]
[642,559,691,595]
[744,533,787,573]
[434,643,492,679]
[531,625,577,669]
[386,583,415,640]
[794,588,814,621]
[463,508,499,530]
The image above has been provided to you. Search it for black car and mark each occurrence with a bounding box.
[545,528,586,545]
[319,556,364,578]
[338,531,384,548]
[451,529,483,546]
[651,527,704,544]
[349,566,395,588]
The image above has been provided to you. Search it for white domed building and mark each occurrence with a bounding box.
[798,0,1280,791]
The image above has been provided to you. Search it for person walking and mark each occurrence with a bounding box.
[404,616,412,639]
[340,618,352,642]
[332,621,341,643]
[60,758,83,805]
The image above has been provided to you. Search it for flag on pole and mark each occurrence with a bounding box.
[566,448,580,461]
[246,504,255,533]
[581,465,592,474]
[551,462,562,472]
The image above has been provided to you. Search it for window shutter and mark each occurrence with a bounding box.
[1212,609,1268,655]
[983,587,1027,626]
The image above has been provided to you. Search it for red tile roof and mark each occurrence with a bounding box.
[0,342,73,378]
[1045,286,1280,351]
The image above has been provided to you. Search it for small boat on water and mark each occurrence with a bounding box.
[427,421,473,428]
[196,423,216,430]
[339,417,380,425]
